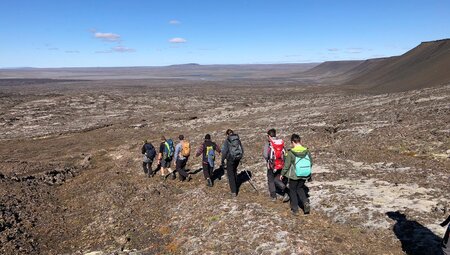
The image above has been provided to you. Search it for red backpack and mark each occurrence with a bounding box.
[268,138,285,170]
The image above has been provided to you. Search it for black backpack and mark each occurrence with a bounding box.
[144,143,156,160]
[228,134,243,160]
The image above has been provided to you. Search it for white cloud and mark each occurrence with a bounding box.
[169,20,180,25]
[112,46,135,52]
[169,37,187,43]
[94,32,121,42]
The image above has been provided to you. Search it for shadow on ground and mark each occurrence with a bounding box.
[386,211,442,255]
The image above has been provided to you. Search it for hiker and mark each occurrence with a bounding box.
[441,215,450,255]
[263,129,289,202]
[195,134,220,187]
[221,129,244,198]
[141,140,156,177]
[280,134,312,215]
[173,135,192,182]
[157,136,175,179]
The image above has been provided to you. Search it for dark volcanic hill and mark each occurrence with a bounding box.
[345,39,450,92]
[299,60,364,78]
[338,57,396,82]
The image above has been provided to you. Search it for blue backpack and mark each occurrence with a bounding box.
[206,145,215,168]
[294,154,312,177]
[164,139,175,159]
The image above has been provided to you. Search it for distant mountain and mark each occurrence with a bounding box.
[339,57,395,81]
[299,60,364,78]
[345,39,450,92]
[168,63,201,67]
[0,67,36,70]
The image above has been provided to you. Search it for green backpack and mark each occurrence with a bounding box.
[294,154,312,177]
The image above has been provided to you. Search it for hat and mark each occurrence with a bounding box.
[205,134,211,140]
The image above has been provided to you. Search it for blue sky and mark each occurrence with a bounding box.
[1,0,449,67]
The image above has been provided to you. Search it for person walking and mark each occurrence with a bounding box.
[173,135,192,182]
[441,215,450,255]
[157,136,175,179]
[141,140,156,178]
[280,134,312,215]
[196,134,220,187]
[263,129,289,202]
[221,129,244,198]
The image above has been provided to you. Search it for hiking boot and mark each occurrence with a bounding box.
[206,178,213,187]
[186,175,192,182]
[230,193,237,199]
[282,193,290,203]
[171,174,176,180]
[303,202,310,214]
[270,195,277,202]
[291,210,299,216]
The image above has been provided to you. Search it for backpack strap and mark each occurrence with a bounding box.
[294,157,301,166]
[203,143,207,157]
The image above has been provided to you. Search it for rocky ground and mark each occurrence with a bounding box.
[0,79,449,254]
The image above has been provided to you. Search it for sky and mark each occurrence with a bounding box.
[1,0,449,68]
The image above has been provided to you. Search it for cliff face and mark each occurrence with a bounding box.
[346,39,450,92]
[299,60,364,78]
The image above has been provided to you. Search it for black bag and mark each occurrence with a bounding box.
[228,134,243,160]
[144,143,156,160]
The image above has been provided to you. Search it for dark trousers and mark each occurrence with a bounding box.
[203,164,213,179]
[267,168,287,198]
[288,179,309,212]
[176,159,189,181]
[443,225,449,250]
[226,159,240,194]
[142,161,153,177]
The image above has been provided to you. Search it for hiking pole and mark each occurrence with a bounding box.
[244,168,258,193]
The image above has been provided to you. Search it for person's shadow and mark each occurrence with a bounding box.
[237,170,252,187]
[188,167,203,175]
[211,166,225,182]
[386,211,442,255]
[236,170,256,194]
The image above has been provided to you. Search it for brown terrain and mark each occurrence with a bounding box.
[299,39,450,93]
[0,39,449,255]
[295,60,364,81]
